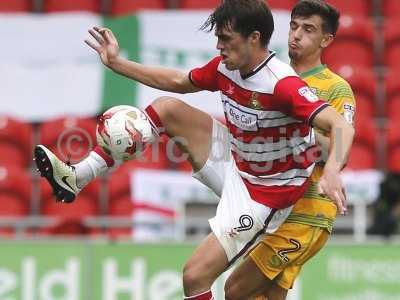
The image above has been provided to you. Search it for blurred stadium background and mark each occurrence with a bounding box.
[0,0,399,299]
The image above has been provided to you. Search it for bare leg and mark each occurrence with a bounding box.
[182,233,229,296]
[224,256,274,300]
[264,283,288,300]
[151,96,213,171]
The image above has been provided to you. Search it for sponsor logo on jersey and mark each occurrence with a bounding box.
[225,102,258,131]
[298,86,319,102]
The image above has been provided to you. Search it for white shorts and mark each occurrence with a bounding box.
[193,119,293,264]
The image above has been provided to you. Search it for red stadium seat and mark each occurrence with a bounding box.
[181,0,296,10]
[385,70,400,100]
[108,169,131,201]
[180,0,221,9]
[43,0,100,13]
[347,116,379,170]
[346,143,377,170]
[265,0,296,10]
[44,219,92,235]
[108,195,135,238]
[0,0,31,12]
[388,147,400,172]
[384,20,400,70]
[354,116,377,147]
[41,195,97,218]
[386,121,400,150]
[386,97,400,121]
[40,194,98,235]
[0,194,29,216]
[385,71,400,119]
[39,177,100,211]
[39,116,97,164]
[386,121,400,172]
[0,165,32,206]
[0,165,31,236]
[111,0,165,15]
[0,116,32,168]
[328,0,371,17]
[0,144,28,169]
[0,194,29,236]
[355,94,374,120]
[383,0,400,19]
[323,16,375,67]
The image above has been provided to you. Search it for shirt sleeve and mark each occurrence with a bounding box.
[189,56,222,92]
[274,76,330,125]
[327,81,356,125]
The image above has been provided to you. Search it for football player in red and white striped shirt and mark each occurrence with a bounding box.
[35,1,354,299]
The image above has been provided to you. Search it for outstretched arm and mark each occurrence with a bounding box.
[85,26,200,94]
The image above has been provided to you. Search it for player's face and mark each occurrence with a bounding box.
[288,15,332,61]
[215,26,253,71]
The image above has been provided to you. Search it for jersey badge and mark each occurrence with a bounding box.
[250,92,263,109]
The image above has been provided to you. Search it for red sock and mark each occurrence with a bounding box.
[93,145,115,167]
[184,290,213,300]
[144,105,165,136]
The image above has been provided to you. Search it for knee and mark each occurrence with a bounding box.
[182,260,213,294]
[224,278,240,300]
[151,96,184,121]
[182,260,202,291]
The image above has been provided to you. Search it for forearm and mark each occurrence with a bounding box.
[325,121,354,171]
[315,131,329,161]
[108,56,193,93]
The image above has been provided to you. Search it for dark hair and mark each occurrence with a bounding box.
[291,0,340,36]
[200,0,274,46]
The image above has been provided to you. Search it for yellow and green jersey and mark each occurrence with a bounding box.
[285,65,356,233]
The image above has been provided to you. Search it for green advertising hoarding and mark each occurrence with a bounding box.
[0,241,399,300]
[300,243,400,300]
[0,242,193,300]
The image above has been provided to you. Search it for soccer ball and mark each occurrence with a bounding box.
[96,105,155,161]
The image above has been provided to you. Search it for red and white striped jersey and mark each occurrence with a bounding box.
[189,53,329,209]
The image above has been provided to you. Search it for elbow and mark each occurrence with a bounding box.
[170,75,191,94]
[343,122,355,165]
[333,119,355,141]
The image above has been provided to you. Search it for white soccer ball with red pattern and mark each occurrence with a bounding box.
[96,105,155,161]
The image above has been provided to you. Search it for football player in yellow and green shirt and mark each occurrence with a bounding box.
[226,1,356,299]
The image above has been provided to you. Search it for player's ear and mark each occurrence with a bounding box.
[249,31,261,45]
[321,33,334,49]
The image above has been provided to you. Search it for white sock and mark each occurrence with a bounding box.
[74,151,110,188]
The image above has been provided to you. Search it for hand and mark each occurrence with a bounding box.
[318,167,347,215]
[85,26,120,67]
